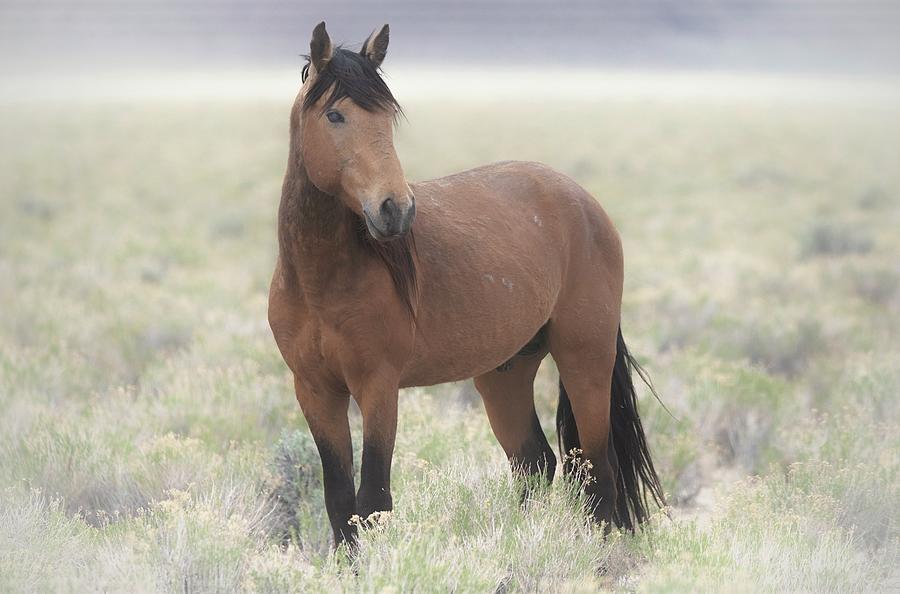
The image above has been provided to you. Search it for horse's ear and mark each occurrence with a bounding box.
[310,21,333,73]
[360,24,389,68]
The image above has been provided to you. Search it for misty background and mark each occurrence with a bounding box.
[2,0,899,79]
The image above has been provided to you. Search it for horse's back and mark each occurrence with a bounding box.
[419,160,619,245]
[416,160,623,294]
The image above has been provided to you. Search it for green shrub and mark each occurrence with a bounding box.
[264,430,322,547]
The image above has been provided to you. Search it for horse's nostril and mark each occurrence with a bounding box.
[380,197,398,218]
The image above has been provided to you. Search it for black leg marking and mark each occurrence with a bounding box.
[315,441,357,548]
[511,414,557,485]
[357,441,393,521]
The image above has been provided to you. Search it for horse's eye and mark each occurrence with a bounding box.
[326,111,344,124]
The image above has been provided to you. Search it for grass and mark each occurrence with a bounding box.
[1,78,899,592]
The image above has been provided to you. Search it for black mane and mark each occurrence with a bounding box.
[302,48,402,115]
[357,222,418,322]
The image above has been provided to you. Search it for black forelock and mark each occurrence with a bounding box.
[302,47,402,115]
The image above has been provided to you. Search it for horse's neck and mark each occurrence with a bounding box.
[277,161,364,290]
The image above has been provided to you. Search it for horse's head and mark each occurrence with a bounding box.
[294,22,414,241]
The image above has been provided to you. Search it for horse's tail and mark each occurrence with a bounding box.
[556,326,666,530]
[609,326,666,529]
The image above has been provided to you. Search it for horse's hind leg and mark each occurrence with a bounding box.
[548,319,620,529]
[556,379,582,477]
[474,350,556,489]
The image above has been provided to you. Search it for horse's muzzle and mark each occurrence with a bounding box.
[363,195,415,241]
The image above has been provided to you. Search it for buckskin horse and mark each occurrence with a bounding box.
[268,22,665,548]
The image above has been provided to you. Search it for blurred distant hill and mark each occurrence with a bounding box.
[1,0,899,74]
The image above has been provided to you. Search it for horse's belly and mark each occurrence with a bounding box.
[399,273,556,387]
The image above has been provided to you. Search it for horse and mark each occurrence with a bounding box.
[268,21,665,549]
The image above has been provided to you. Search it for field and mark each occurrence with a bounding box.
[1,74,899,592]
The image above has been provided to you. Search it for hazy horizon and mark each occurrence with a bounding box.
[3,0,899,79]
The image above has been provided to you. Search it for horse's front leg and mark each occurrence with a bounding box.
[293,376,357,549]
[354,380,399,523]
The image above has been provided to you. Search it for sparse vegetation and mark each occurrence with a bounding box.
[801,222,874,258]
[1,81,898,592]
